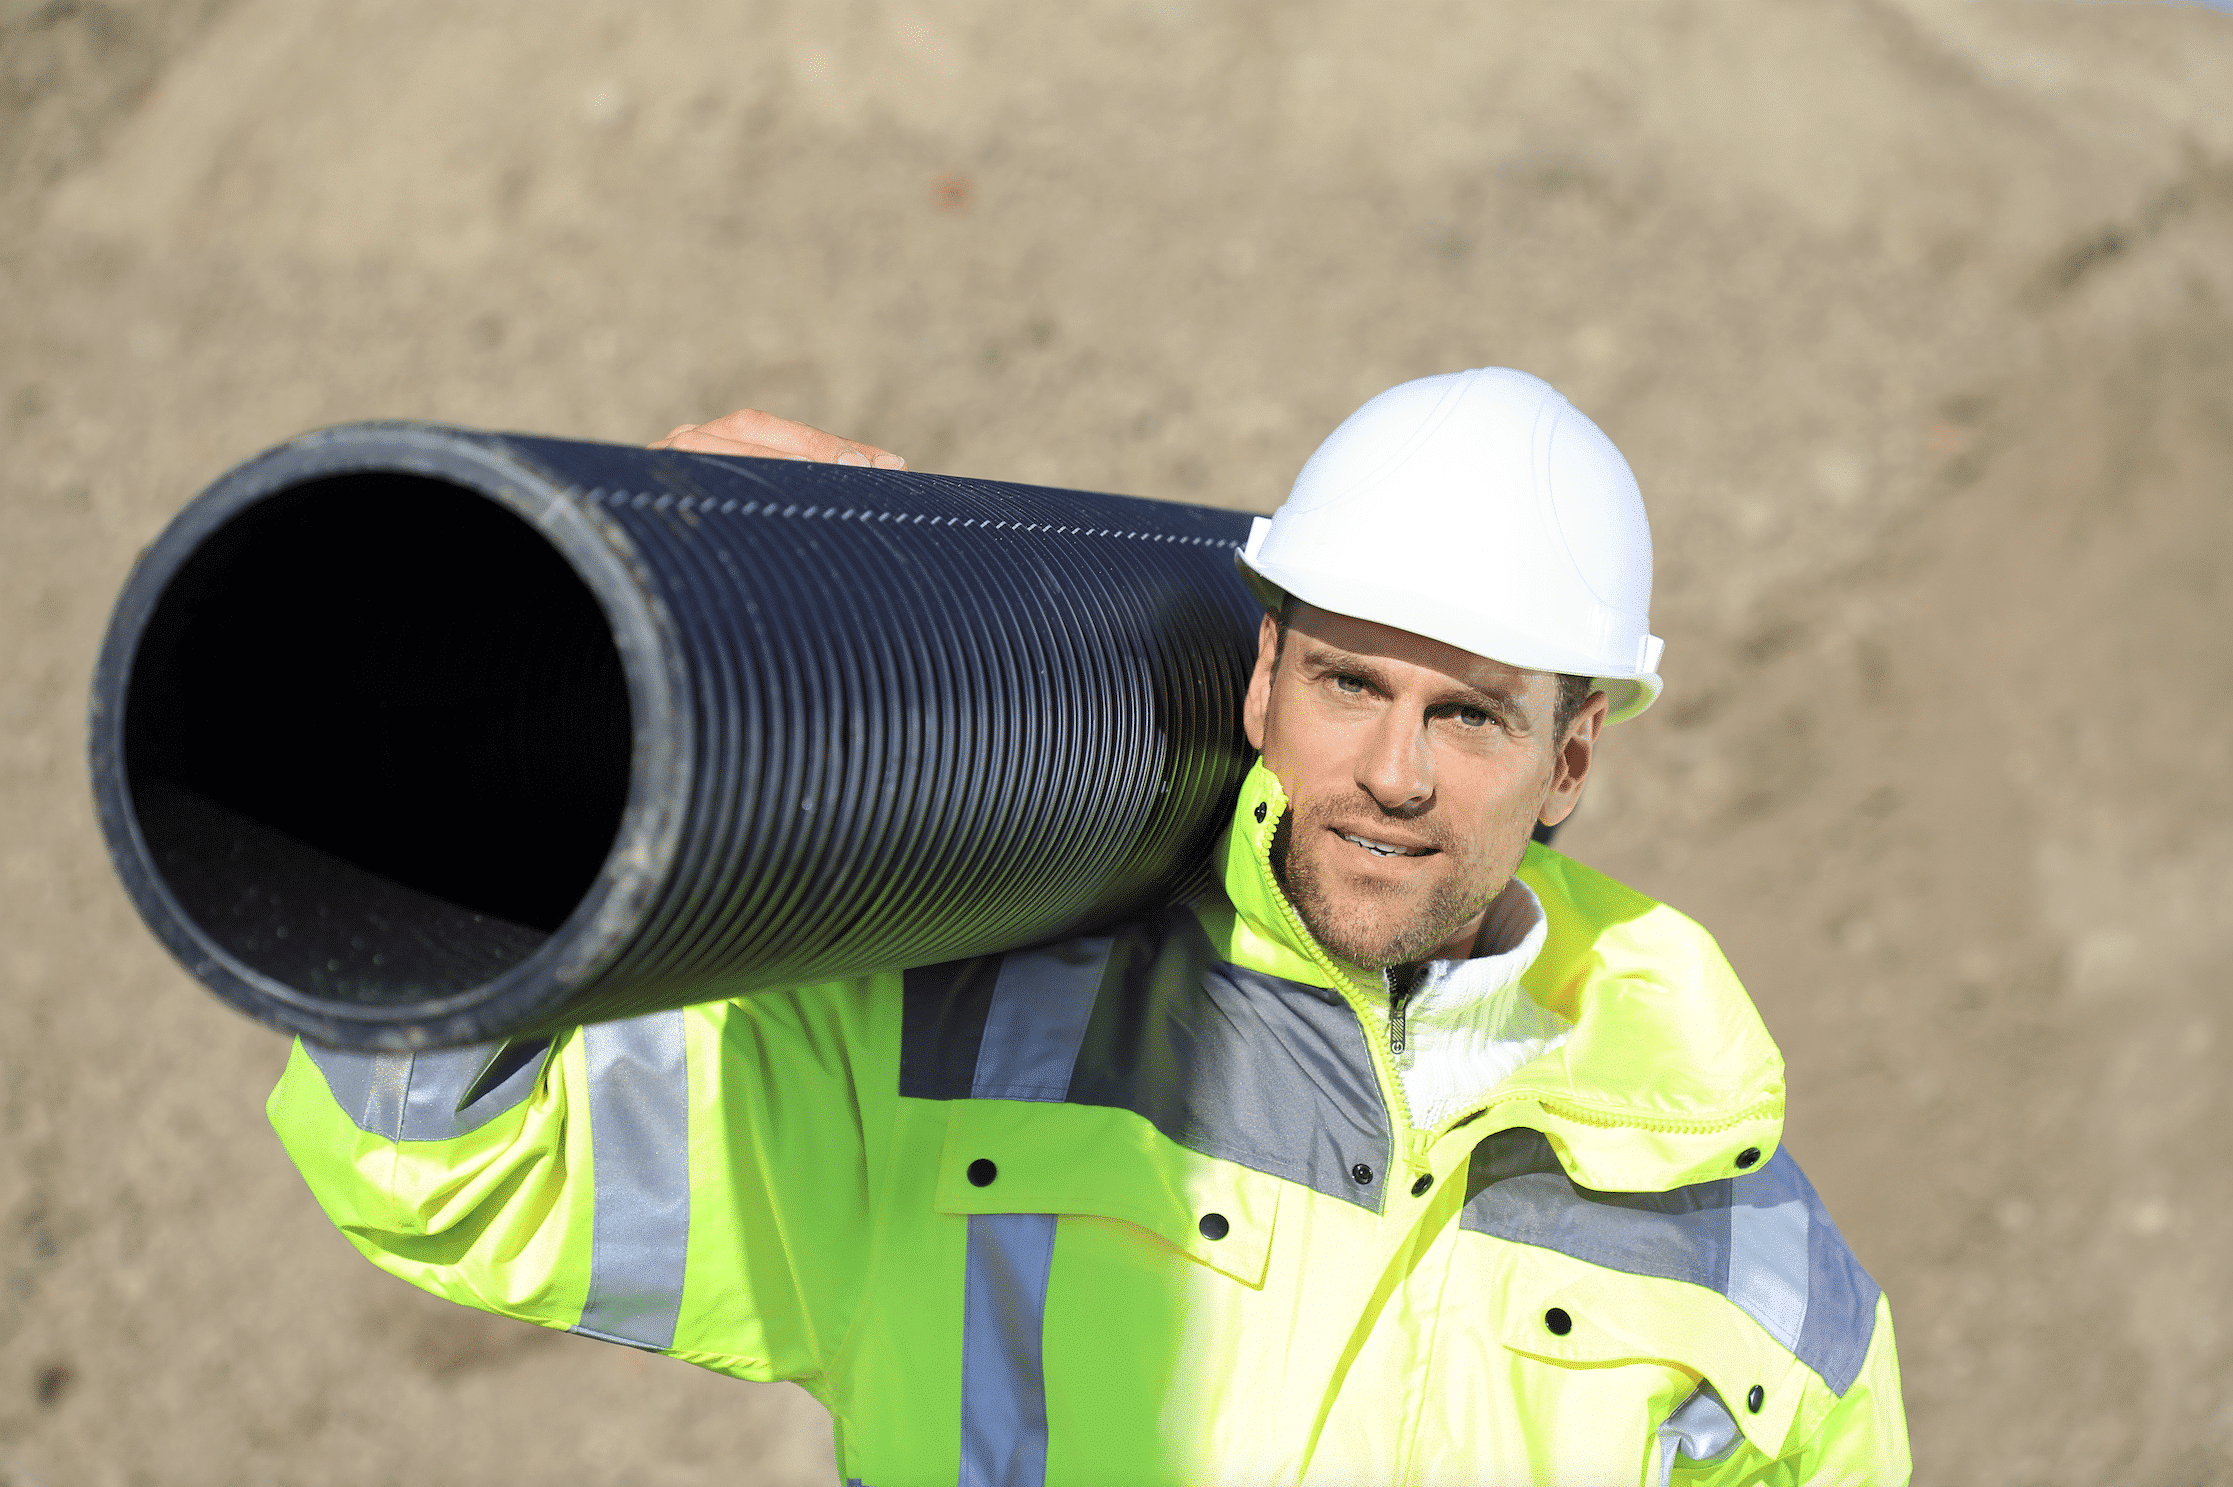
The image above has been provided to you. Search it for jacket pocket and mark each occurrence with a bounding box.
[1495,1249,1808,1465]
[932,1098,1281,1286]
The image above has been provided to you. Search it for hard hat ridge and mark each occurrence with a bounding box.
[1236,367,1665,723]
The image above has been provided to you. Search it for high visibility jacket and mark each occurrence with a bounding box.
[271,761,1909,1484]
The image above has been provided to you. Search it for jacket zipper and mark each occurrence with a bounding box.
[1249,792,1419,1136]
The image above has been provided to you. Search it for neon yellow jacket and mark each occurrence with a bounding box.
[271,762,1909,1484]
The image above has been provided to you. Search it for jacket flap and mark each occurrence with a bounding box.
[934,1100,1280,1287]
[1505,845,1788,1190]
[1495,1249,1808,1458]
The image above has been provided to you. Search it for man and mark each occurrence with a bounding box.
[273,370,1910,1483]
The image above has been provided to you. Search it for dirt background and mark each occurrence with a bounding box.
[3,0,2231,1481]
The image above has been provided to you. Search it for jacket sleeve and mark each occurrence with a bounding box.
[1673,1292,1910,1486]
[1775,1293,1911,1485]
[266,979,900,1385]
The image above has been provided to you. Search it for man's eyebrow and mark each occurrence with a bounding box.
[1296,643,1387,685]
[1442,681,1528,721]
[1298,643,1530,719]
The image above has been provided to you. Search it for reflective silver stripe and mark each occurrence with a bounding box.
[572,1011,691,1350]
[362,1052,411,1137]
[1460,1132,1882,1395]
[953,942,1091,1482]
[1654,1380,1743,1485]
[961,1212,1057,1487]
[1729,1193,1812,1352]
[970,937,1112,1101]
[304,1039,549,1142]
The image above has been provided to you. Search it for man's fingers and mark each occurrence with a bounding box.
[694,407,841,456]
[664,407,906,469]
[651,426,813,460]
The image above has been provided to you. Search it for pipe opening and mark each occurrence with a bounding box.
[123,474,633,1008]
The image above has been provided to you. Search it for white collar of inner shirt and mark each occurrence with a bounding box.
[1359,875,1571,1133]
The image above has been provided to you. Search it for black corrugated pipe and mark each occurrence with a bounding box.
[90,423,1262,1050]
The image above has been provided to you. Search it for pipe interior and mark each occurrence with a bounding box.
[123,474,633,1006]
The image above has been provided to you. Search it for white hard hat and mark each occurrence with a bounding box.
[1237,367,1665,723]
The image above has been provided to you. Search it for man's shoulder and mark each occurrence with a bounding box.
[1515,843,1749,1014]
[891,909,1221,1102]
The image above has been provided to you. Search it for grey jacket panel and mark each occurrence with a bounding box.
[901,907,1392,1209]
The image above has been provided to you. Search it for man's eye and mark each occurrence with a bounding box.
[1456,707,1489,728]
[1333,674,1366,694]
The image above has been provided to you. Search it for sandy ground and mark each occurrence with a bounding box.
[3,0,2231,1481]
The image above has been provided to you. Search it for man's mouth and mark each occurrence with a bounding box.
[1335,830,1434,859]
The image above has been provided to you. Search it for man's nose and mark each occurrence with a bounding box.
[1356,713,1433,816]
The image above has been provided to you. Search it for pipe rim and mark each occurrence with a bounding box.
[88,422,691,1048]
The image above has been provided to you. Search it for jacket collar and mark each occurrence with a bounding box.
[1200,759,1787,1193]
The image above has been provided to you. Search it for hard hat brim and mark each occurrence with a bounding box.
[1233,549,1661,725]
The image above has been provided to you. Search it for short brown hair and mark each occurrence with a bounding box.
[1552,672,1596,741]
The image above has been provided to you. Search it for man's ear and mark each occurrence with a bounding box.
[1243,612,1280,752]
[1538,690,1609,828]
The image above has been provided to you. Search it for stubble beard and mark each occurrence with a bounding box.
[1269,800,1506,971]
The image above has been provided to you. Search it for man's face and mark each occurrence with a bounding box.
[1242,603,1605,970]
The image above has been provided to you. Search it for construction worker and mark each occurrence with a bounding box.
[272,369,1911,1483]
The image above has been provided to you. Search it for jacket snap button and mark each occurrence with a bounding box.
[1410,1174,1433,1197]
[1543,1307,1572,1336]
[967,1159,997,1187]
[1253,802,1268,823]
[1746,1384,1764,1413]
[1198,1212,1230,1241]
[1735,1147,1762,1170]
[1351,1163,1374,1185]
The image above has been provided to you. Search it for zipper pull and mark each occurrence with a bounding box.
[1388,966,1419,1056]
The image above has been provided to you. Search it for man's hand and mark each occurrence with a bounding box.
[651,408,907,469]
